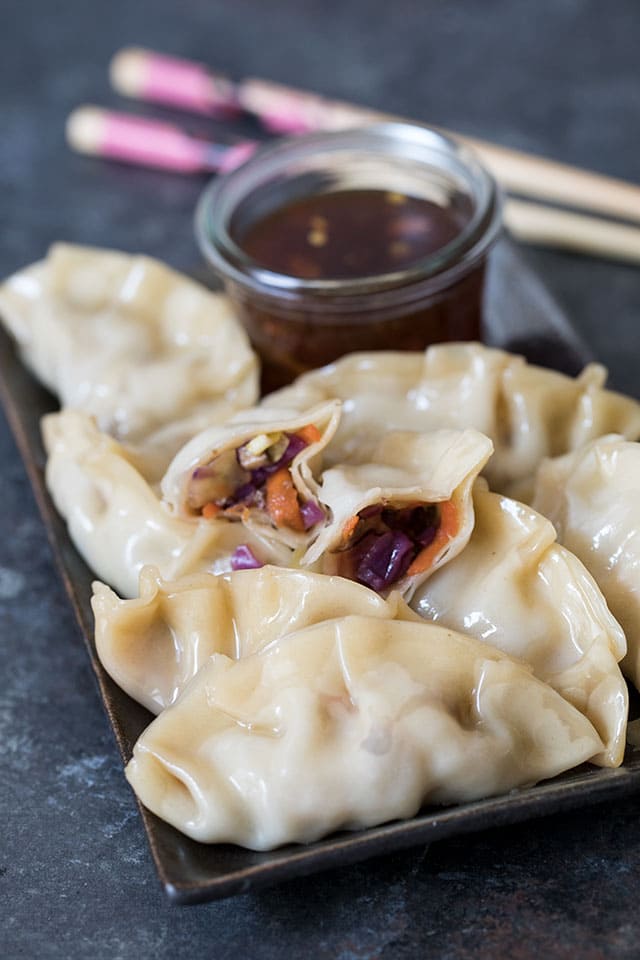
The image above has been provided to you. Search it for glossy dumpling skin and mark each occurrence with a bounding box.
[0,244,258,451]
[125,615,603,849]
[305,429,493,599]
[532,435,640,690]
[413,481,627,767]
[161,401,341,551]
[92,565,419,714]
[266,342,640,496]
[43,411,290,598]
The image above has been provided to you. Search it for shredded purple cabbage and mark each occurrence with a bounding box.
[252,434,307,484]
[417,525,438,548]
[300,499,325,530]
[356,530,414,592]
[230,544,263,571]
[229,480,258,505]
[382,505,438,544]
[344,503,441,591]
[277,433,308,467]
[237,432,308,486]
[358,503,383,520]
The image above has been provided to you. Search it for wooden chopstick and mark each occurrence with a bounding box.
[235,76,640,228]
[451,134,640,227]
[107,52,640,263]
[503,199,640,265]
[241,81,640,262]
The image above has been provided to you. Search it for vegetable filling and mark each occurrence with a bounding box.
[336,501,459,591]
[188,426,325,532]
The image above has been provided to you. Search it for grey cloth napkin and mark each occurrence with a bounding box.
[485,239,593,374]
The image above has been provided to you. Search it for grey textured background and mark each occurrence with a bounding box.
[2,1,640,957]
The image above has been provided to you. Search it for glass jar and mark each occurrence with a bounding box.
[196,122,502,392]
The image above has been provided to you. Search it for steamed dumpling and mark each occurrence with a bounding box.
[266,342,640,497]
[305,428,493,598]
[92,565,419,714]
[413,481,627,767]
[126,615,603,849]
[532,435,640,691]
[43,410,291,597]
[0,244,258,464]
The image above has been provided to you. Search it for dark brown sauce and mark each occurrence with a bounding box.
[225,187,487,392]
[238,189,469,279]
[234,262,485,395]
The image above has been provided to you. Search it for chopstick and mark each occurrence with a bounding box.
[67,104,640,266]
[63,47,640,266]
[234,75,640,228]
[452,135,640,227]
[504,200,640,264]
[66,106,257,174]
[109,50,640,230]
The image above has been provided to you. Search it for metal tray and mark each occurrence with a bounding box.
[3,242,640,905]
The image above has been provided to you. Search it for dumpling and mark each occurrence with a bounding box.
[532,435,640,690]
[125,615,603,849]
[304,429,493,598]
[0,244,259,459]
[161,401,341,551]
[92,565,419,714]
[413,481,627,767]
[43,411,291,597]
[265,342,640,497]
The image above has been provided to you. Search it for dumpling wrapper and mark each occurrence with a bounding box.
[43,411,291,598]
[161,401,341,551]
[305,428,493,599]
[413,481,627,767]
[125,615,603,850]
[266,342,640,497]
[122,401,250,488]
[0,244,259,459]
[532,435,640,691]
[92,565,419,714]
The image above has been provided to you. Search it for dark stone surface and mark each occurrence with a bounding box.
[2,0,639,955]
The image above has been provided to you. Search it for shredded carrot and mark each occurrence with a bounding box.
[202,502,222,520]
[265,468,305,531]
[295,423,322,445]
[340,514,360,546]
[407,500,458,575]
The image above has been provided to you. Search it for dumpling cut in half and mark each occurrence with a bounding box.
[43,411,291,597]
[532,435,640,692]
[305,428,493,599]
[125,616,603,849]
[161,401,341,553]
[413,481,627,767]
[92,565,418,714]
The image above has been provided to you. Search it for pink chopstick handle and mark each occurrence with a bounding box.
[100,113,210,172]
[140,51,240,117]
[68,107,258,174]
[238,78,380,134]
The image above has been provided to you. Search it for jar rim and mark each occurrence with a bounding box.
[195,121,503,307]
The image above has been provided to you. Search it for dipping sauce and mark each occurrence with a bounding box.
[239,189,471,280]
[196,123,502,392]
